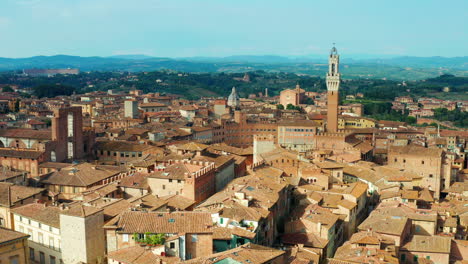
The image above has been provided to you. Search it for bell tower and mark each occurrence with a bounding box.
[326,44,340,132]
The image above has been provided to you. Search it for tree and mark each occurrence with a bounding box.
[32,84,77,98]
[276,104,284,110]
[286,104,295,110]
[2,86,14,92]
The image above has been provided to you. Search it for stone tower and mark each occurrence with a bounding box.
[124,100,139,119]
[326,45,340,132]
[51,107,84,161]
[60,205,106,264]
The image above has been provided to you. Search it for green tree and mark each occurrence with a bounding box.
[32,84,77,98]
[286,104,295,110]
[276,104,284,110]
[2,86,14,92]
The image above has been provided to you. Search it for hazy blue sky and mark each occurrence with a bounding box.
[0,0,467,58]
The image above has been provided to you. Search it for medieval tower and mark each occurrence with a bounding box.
[326,45,340,132]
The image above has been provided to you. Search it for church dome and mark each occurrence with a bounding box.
[227,87,240,108]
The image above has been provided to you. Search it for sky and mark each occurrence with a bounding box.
[0,0,467,58]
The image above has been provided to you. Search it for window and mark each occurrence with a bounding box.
[413,255,418,262]
[59,186,65,192]
[39,252,45,264]
[162,185,166,190]
[49,237,54,249]
[0,217,4,227]
[29,248,35,260]
[170,242,175,249]
[9,255,19,264]
[426,256,430,260]
[191,234,198,242]
[400,254,406,261]
[38,232,44,244]
[421,160,425,164]
[50,256,56,264]
[123,234,129,242]
[429,174,433,178]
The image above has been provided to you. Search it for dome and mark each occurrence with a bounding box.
[227,87,240,107]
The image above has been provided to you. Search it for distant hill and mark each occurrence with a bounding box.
[0,54,466,80]
[360,56,468,69]
[107,54,156,60]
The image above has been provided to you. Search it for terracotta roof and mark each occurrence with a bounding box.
[108,245,179,264]
[0,128,51,140]
[115,211,213,234]
[212,226,256,240]
[0,227,29,244]
[358,215,409,236]
[159,195,195,211]
[140,102,167,108]
[184,243,285,264]
[95,141,157,152]
[119,173,149,189]
[177,142,209,151]
[11,203,62,228]
[60,204,102,218]
[400,190,419,200]
[41,163,124,187]
[389,145,443,157]
[0,182,44,207]
[209,143,253,156]
[128,194,168,211]
[281,232,328,248]
[0,148,44,159]
[148,163,203,180]
[344,181,368,198]
[401,235,451,254]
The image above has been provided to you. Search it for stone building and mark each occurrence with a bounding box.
[387,145,449,199]
[147,160,216,204]
[0,182,45,229]
[11,203,106,264]
[279,84,305,107]
[40,163,131,200]
[0,228,30,264]
[105,211,214,260]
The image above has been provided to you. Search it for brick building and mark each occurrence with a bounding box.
[147,160,216,204]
